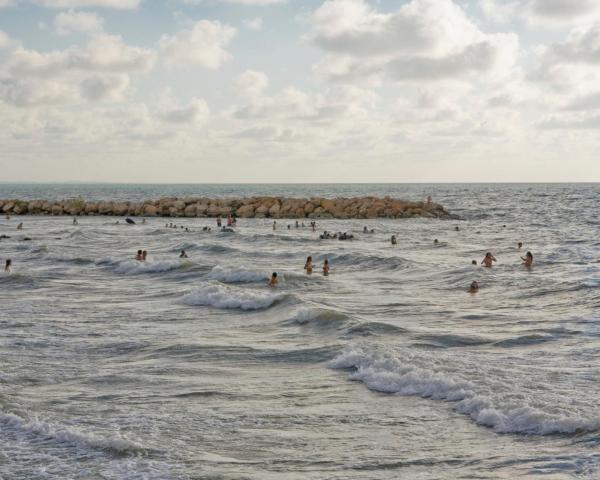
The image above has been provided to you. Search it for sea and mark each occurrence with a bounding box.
[0,183,599,480]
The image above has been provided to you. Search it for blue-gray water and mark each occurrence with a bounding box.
[1,183,599,479]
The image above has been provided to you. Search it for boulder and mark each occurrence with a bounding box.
[144,204,158,216]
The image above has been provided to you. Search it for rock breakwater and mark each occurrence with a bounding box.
[0,197,456,219]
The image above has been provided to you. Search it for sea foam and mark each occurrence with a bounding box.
[330,345,600,435]
[182,282,288,310]
[207,265,270,283]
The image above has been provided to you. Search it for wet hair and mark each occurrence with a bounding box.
[471,260,477,265]
[526,251,533,259]
[485,252,491,257]
[434,239,439,243]
[518,242,523,247]
[470,281,479,290]
[272,272,277,278]
[5,259,11,267]
[137,250,142,255]
[307,256,312,262]
[324,259,329,265]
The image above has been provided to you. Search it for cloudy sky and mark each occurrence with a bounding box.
[0,0,599,182]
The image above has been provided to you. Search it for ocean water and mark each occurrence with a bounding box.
[0,183,599,480]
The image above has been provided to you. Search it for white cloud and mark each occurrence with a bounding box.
[243,17,263,30]
[34,0,139,8]
[0,30,12,48]
[55,10,104,35]
[311,0,518,84]
[479,0,520,23]
[182,0,284,5]
[234,69,268,98]
[80,74,129,101]
[159,20,235,69]
[480,0,600,27]
[0,78,79,106]
[528,0,600,23]
[157,97,210,124]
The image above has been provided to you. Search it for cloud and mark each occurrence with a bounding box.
[234,69,268,98]
[182,0,284,5]
[80,74,129,100]
[0,78,79,106]
[55,10,104,35]
[0,30,12,48]
[243,17,262,30]
[159,20,235,69]
[311,0,519,84]
[157,97,210,123]
[33,0,139,8]
[480,0,600,27]
[528,0,600,23]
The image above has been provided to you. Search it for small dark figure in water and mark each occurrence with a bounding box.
[295,220,299,228]
[73,217,78,225]
[17,223,23,230]
[142,250,148,261]
[455,226,460,231]
[287,225,291,230]
[323,259,330,276]
[135,250,143,261]
[391,235,397,245]
[217,217,222,227]
[517,242,523,249]
[471,260,477,266]
[521,251,533,267]
[180,250,188,258]
[269,272,278,286]
[469,281,479,293]
[363,226,368,233]
[4,259,12,273]
[434,239,439,245]
[481,252,497,267]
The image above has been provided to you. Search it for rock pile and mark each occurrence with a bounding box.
[0,197,456,219]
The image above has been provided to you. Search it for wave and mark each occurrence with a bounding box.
[285,307,352,329]
[96,257,190,275]
[0,410,145,456]
[181,282,291,310]
[330,345,600,435]
[207,265,269,283]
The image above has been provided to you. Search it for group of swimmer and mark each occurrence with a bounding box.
[268,256,330,286]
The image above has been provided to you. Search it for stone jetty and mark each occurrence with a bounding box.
[0,197,456,219]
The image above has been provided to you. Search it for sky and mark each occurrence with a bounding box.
[0,0,599,183]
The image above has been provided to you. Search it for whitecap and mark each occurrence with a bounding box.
[181,282,287,310]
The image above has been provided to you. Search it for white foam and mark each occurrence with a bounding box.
[0,410,144,454]
[182,282,286,310]
[111,259,185,275]
[330,345,600,435]
[207,265,269,283]
[289,307,349,326]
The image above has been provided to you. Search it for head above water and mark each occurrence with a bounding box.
[470,281,479,292]
[526,251,533,259]
[271,272,277,278]
[471,260,477,265]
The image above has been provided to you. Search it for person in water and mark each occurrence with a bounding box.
[455,226,460,231]
[17,223,23,230]
[180,250,188,258]
[469,281,479,293]
[391,235,397,245]
[142,250,148,261]
[518,242,523,249]
[135,250,143,261]
[295,220,299,228]
[73,217,78,225]
[4,259,11,273]
[521,251,533,267]
[323,259,330,276]
[434,238,439,245]
[481,252,497,267]
[269,272,278,286]
[304,256,313,275]
[471,260,477,266]
[216,217,222,227]
[273,221,277,231]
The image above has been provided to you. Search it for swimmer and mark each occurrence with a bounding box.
[216,217,222,227]
[427,195,432,205]
[16,223,23,230]
[287,224,291,230]
[273,221,277,231]
[469,281,479,293]
[454,226,460,231]
[391,235,397,245]
[142,218,146,224]
[323,259,330,276]
[304,256,313,275]
[4,259,11,273]
[73,217,78,225]
[135,250,143,261]
[434,238,439,245]
[295,220,299,228]
[311,222,316,232]
[521,251,533,267]
[471,260,477,266]
[269,272,278,286]
[180,250,188,258]
[517,242,523,249]
[142,250,148,261]
[481,252,497,267]
[363,226,368,233]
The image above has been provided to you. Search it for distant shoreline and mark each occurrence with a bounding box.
[0,196,457,220]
